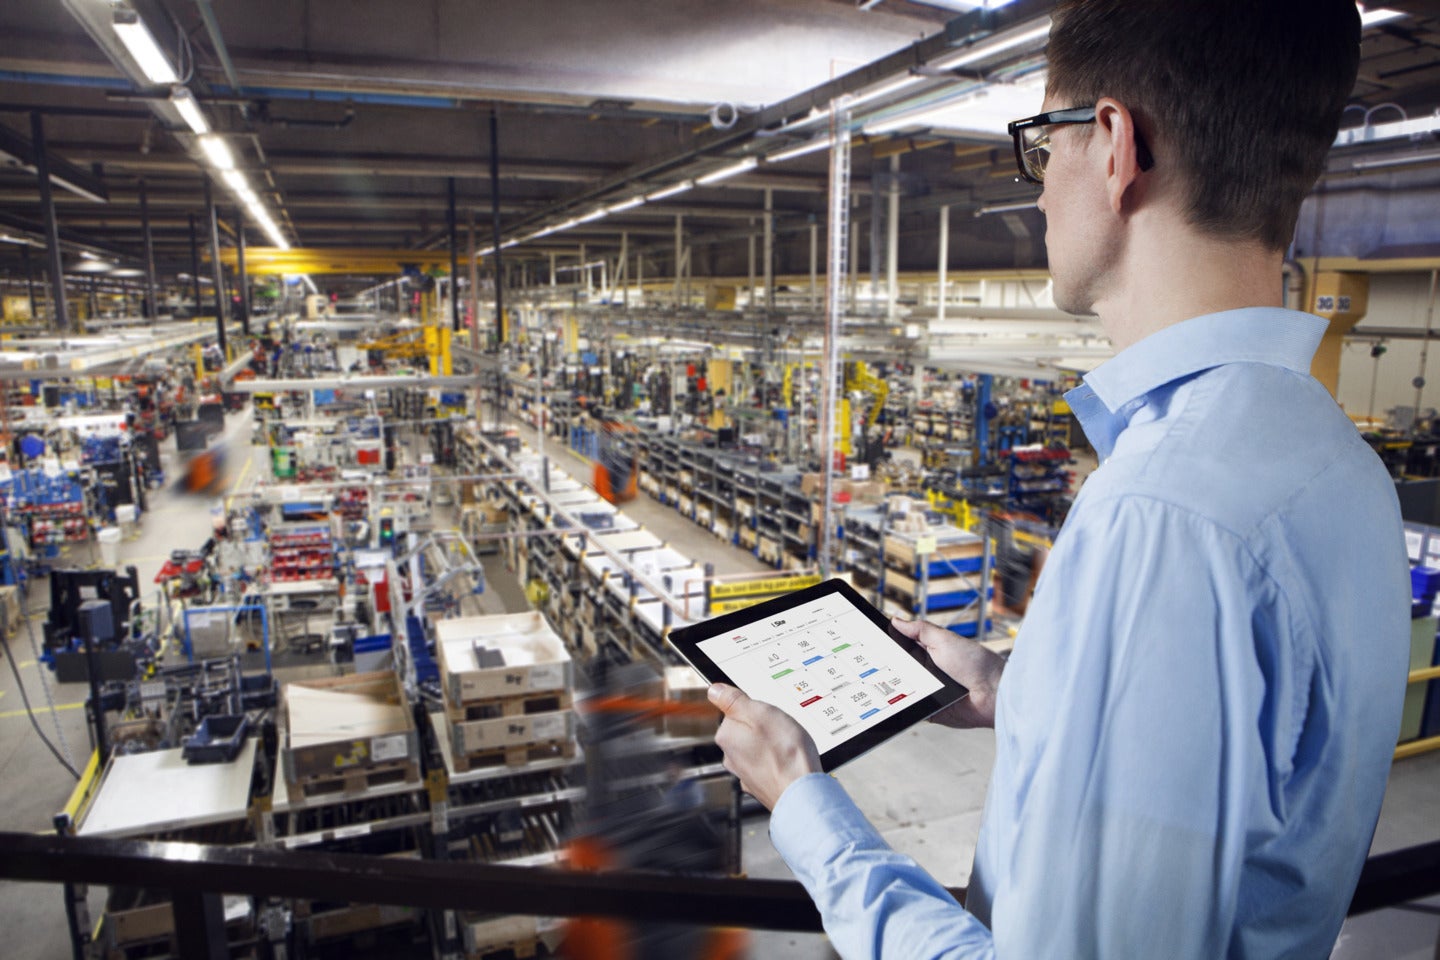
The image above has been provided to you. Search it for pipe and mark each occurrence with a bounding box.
[192,0,246,116]
[30,113,70,335]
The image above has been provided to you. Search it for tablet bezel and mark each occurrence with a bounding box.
[667,578,968,772]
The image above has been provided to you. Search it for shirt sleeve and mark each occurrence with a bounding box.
[770,773,996,959]
[769,494,1281,960]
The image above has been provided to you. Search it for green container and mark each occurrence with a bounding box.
[1400,616,1437,742]
[271,446,297,480]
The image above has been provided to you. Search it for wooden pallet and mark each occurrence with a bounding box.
[452,738,577,773]
[290,759,421,799]
[444,690,573,723]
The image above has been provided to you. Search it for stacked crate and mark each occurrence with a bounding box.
[279,671,422,799]
[436,613,577,772]
[881,526,993,637]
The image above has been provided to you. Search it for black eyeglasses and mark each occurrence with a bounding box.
[1006,106,1155,185]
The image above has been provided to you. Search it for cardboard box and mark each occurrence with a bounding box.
[464,914,539,954]
[664,666,720,739]
[280,671,418,785]
[435,613,572,704]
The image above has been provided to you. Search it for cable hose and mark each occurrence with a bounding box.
[3,621,80,780]
[21,591,79,772]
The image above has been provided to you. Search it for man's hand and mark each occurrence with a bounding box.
[891,616,1006,729]
[709,683,821,810]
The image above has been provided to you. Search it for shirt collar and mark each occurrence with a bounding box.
[1064,308,1328,459]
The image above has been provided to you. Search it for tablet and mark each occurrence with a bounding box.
[667,578,967,771]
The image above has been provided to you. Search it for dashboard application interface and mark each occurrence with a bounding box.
[697,591,944,754]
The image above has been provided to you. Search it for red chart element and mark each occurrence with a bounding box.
[799,696,823,708]
[887,693,907,705]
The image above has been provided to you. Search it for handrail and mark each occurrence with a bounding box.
[1,831,1437,932]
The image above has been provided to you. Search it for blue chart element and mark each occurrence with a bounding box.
[802,655,823,666]
[859,708,880,720]
[859,668,878,679]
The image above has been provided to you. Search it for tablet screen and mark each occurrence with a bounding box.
[694,588,946,755]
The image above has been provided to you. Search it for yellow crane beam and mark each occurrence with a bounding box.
[211,247,454,276]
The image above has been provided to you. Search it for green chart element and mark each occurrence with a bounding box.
[771,668,794,680]
[832,643,851,653]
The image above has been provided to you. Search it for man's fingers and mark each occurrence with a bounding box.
[708,682,748,718]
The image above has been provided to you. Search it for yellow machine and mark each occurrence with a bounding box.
[844,360,889,426]
[359,329,429,363]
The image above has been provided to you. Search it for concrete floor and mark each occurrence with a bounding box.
[2,412,1438,958]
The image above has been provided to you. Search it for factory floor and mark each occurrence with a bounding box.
[2,411,1438,958]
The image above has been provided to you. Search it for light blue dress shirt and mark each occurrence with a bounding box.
[770,308,1411,959]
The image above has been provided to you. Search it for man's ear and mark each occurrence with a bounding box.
[1095,97,1146,215]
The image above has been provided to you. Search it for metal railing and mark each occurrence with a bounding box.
[2,831,1437,958]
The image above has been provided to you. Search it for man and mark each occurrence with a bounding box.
[708,1,1412,956]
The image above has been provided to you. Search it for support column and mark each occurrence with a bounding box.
[21,245,37,322]
[747,220,756,309]
[819,101,853,577]
[937,204,949,323]
[548,252,556,287]
[674,215,683,305]
[235,208,250,336]
[809,220,818,312]
[30,112,69,334]
[763,188,774,311]
[489,108,503,345]
[448,177,460,332]
[620,231,629,308]
[886,154,900,323]
[205,178,228,358]
[188,213,203,319]
[468,210,479,344]
[139,178,158,323]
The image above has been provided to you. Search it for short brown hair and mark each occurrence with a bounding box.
[1046,0,1360,250]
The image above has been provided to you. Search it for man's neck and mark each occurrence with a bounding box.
[1093,228,1285,352]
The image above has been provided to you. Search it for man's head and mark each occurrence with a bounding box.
[1043,0,1361,252]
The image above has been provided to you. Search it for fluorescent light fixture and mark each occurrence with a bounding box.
[199,135,235,170]
[604,197,645,214]
[576,209,608,224]
[974,200,1037,217]
[112,6,179,85]
[477,246,495,257]
[0,234,28,245]
[170,86,209,135]
[221,169,249,193]
[1359,5,1406,27]
[501,239,519,249]
[696,157,758,186]
[644,181,693,202]
[301,275,318,294]
[932,19,1052,70]
[849,75,929,111]
[768,136,832,164]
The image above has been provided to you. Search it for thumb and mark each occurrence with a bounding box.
[708,682,748,717]
[890,615,921,639]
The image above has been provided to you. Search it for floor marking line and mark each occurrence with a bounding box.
[0,701,85,720]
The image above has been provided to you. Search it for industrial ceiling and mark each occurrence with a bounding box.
[1,0,1439,297]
